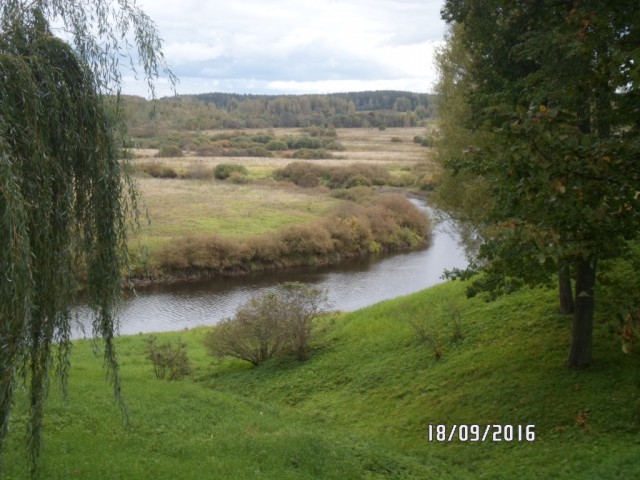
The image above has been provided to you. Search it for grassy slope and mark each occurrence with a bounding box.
[5,281,640,479]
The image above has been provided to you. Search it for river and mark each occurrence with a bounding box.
[73,201,467,338]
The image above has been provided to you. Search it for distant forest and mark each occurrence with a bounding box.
[123,91,437,136]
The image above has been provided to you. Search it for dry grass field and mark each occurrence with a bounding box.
[133,127,433,177]
[135,179,342,254]
[128,126,435,277]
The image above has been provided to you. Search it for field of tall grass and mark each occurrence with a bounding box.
[127,127,436,282]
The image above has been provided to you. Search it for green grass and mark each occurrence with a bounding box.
[134,179,341,255]
[5,281,640,479]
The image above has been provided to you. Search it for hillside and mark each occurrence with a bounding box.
[5,281,639,479]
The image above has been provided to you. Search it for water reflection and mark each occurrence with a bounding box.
[74,202,467,338]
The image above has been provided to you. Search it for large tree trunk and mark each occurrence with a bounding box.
[558,264,574,315]
[567,258,597,369]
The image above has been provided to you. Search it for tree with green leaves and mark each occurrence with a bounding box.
[435,0,640,368]
[0,0,174,474]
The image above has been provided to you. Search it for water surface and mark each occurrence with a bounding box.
[74,202,467,337]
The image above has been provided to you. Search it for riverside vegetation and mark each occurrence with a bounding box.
[125,126,436,283]
[4,123,639,478]
[3,280,639,479]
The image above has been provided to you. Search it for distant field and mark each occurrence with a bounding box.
[132,127,434,178]
[127,127,435,278]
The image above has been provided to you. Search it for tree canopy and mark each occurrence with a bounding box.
[0,1,173,474]
[435,0,640,368]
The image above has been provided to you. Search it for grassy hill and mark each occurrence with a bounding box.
[4,281,640,479]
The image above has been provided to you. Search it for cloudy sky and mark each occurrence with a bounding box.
[123,0,447,97]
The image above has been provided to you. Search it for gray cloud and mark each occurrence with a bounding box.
[126,0,446,97]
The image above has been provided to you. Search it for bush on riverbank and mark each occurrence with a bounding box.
[152,193,430,280]
[204,282,328,365]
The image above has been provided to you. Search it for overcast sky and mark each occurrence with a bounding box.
[123,0,446,97]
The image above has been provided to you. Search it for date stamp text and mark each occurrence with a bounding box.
[427,424,536,442]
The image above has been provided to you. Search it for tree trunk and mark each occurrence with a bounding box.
[558,264,574,315]
[567,258,596,369]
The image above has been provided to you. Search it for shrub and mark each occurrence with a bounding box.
[320,139,346,151]
[228,171,249,184]
[292,148,332,159]
[329,186,375,202]
[156,144,183,158]
[417,172,437,191]
[324,209,374,253]
[145,335,192,380]
[214,163,249,180]
[303,126,337,138]
[421,136,434,147]
[278,224,334,258]
[193,144,224,156]
[137,161,178,178]
[323,164,391,189]
[265,139,289,151]
[375,194,430,235]
[250,133,275,144]
[365,194,431,249]
[407,318,444,360]
[343,174,372,188]
[275,282,328,360]
[204,282,329,364]
[388,172,417,188]
[285,136,324,149]
[160,234,251,272]
[273,162,320,185]
[298,172,320,188]
[221,147,272,158]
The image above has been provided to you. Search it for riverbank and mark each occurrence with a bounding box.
[5,281,639,478]
[123,126,436,285]
[129,186,432,285]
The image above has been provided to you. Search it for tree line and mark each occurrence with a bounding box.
[123,90,436,135]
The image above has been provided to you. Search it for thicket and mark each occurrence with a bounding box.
[204,282,328,365]
[136,161,179,178]
[156,144,183,158]
[273,162,399,189]
[213,163,249,180]
[154,193,430,278]
[412,135,434,147]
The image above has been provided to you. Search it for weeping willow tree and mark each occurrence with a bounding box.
[0,1,174,474]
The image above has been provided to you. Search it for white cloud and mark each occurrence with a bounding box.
[126,0,446,96]
[163,42,225,64]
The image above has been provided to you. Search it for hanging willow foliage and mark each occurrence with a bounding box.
[0,2,174,475]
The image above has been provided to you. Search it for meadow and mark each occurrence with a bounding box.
[4,126,639,478]
[126,127,436,281]
[4,281,639,479]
